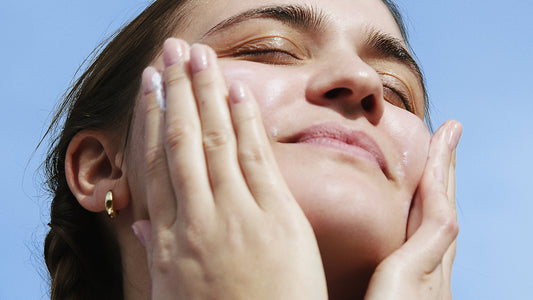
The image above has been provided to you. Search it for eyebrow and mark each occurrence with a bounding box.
[203,5,425,99]
[364,28,424,86]
[202,4,329,38]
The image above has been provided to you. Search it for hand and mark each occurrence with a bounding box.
[364,120,462,300]
[132,38,327,300]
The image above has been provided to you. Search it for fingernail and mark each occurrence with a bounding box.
[131,223,147,248]
[229,82,247,104]
[190,44,210,73]
[446,121,463,150]
[152,72,166,110]
[163,38,186,67]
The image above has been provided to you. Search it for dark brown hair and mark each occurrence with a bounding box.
[42,0,191,298]
[41,1,425,299]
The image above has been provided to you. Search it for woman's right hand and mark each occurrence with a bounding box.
[132,38,328,300]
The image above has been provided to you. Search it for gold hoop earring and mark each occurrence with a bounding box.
[105,191,118,219]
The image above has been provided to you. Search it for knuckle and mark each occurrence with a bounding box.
[152,256,172,275]
[144,145,165,175]
[434,213,459,238]
[151,231,176,274]
[166,119,196,151]
[144,97,161,115]
[234,108,258,123]
[426,190,459,238]
[238,145,267,164]
[164,67,188,88]
[180,222,210,255]
[442,217,459,237]
[203,128,231,150]
[195,71,218,90]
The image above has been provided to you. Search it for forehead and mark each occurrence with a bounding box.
[179,0,403,42]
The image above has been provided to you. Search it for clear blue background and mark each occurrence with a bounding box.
[1,0,532,299]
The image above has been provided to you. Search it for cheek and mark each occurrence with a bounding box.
[220,62,278,105]
[382,105,430,190]
[219,61,299,136]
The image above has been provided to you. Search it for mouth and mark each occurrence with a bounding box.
[283,122,389,176]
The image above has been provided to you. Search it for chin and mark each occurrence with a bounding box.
[274,143,410,275]
[287,171,407,267]
[308,194,406,269]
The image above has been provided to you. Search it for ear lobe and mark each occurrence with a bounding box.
[65,130,130,213]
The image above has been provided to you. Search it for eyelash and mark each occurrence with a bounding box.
[230,45,414,113]
[235,48,294,56]
[384,86,412,112]
[232,46,299,64]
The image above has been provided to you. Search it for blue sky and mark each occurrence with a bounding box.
[2,0,532,299]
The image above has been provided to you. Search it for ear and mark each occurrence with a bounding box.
[65,130,130,213]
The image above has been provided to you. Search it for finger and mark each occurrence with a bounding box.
[228,82,293,210]
[442,149,458,277]
[189,44,251,206]
[406,192,422,239]
[131,220,154,274]
[131,219,153,252]
[442,239,457,281]
[406,122,461,238]
[399,121,462,273]
[419,121,461,228]
[448,149,457,216]
[142,66,177,227]
[426,120,462,195]
[162,38,215,219]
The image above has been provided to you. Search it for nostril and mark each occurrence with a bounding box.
[325,88,352,99]
[361,96,375,112]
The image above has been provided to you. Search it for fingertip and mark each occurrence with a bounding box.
[163,38,190,67]
[446,120,463,151]
[142,67,166,110]
[153,72,166,110]
[142,66,158,96]
[229,81,249,105]
[430,120,463,154]
[190,43,215,73]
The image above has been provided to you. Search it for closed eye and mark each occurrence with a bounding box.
[217,36,304,65]
[379,72,415,113]
[383,86,412,112]
[232,47,299,64]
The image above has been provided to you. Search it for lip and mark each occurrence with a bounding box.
[285,122,389,175]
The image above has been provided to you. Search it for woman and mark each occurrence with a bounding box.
[43,0,462,299]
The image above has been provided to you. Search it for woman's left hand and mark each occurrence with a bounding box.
[364,120,462,300]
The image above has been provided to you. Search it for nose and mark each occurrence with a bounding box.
[305,54,384,125]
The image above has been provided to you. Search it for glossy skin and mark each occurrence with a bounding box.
[64,0,462,299]
[174,0,430,278]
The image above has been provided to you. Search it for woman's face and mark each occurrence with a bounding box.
[132,0,430,276]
